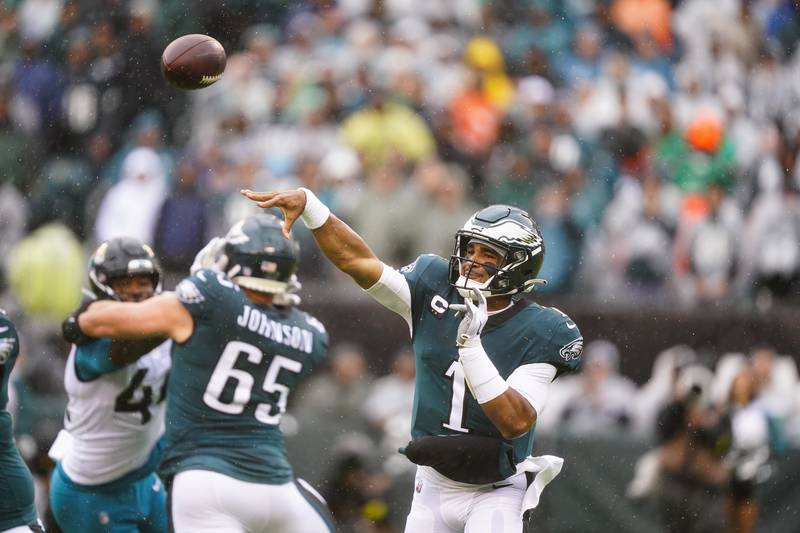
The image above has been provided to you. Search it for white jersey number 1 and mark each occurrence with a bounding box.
[442,361,471,433]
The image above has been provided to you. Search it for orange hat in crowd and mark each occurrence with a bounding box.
[685,114,723,153]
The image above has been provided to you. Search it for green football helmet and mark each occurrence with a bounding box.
[223,214,300,295]
[448,205,546,298]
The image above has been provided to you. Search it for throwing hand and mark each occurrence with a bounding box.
[449,288,488,348]
[240,189,307,238]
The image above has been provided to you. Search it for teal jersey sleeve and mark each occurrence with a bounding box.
[1,311,20,411]
[521,306,583,376]
[73,338,126,381]
[174,269,238,322]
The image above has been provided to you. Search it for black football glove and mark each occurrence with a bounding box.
[62,295,98,346]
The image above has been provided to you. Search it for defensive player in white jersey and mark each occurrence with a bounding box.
[70,215,334,533]
[241,188,584,533]
[50,237,171,533]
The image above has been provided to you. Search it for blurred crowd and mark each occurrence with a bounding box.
[3,0,800,316]
[2,0,800,531]
[530,340,799,533]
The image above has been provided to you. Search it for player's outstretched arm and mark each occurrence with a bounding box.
[79,293,194,343]
[63,297,169,365]
[241,188,384,289]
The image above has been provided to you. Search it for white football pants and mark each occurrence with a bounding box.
[404,466,527,533]
[171,470,333,533]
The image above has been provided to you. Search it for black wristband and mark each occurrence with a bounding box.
[62,313,94,345]
[61,297,97,345]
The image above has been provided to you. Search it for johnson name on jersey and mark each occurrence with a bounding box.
[161,269,329,485]
[401,255,582,464]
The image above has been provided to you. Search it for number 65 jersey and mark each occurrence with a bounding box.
[59,338,171,485]
[161,269,329,485]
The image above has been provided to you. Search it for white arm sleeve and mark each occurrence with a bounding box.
[364,263,412,328]
[507,363,557,416]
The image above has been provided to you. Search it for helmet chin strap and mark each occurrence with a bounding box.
[455,275,498,300]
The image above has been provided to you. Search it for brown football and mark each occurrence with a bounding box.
[161,34,226,90]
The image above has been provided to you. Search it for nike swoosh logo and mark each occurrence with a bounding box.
[491,482,512,489]
[0,327,8,333]
[566,323,577,329]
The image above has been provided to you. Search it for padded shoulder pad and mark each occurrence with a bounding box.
[301,311,327,337]
[296,310,330,371]
[400,255,450,323]
[400,254,448,288]
[0,312,19,365]
[526,306,583,375]
[175,269,240,320]
[0,311,14,331]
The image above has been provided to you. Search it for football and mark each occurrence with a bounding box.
[161,34,226,90]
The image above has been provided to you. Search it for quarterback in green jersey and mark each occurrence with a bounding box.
[0,311,44,533]
[72,215,334,533]
[242,188,583,533]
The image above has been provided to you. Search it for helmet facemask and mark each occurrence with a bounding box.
[448,205,547,299]
[450,236,508,299]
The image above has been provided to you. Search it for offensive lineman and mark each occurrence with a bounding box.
[72,214,334,533]
[0,310,43,533]
[50,237,171,532]
[242,188,584,533]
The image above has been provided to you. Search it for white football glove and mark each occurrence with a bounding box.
[190,237,229,275]
[449,288,488,348]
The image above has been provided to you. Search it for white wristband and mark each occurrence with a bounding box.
[458,341,509,404]
[298,187,331,229]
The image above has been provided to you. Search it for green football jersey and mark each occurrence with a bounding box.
[159,270,329,485]
[401,255,583,465]
[0,311,37,530]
